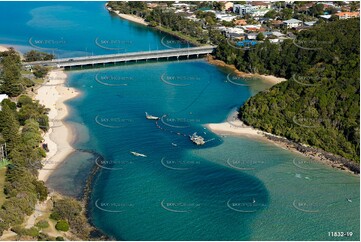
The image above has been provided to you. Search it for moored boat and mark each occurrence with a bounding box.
[190,132,205,145]
[145,112,159,120]
[130,151,147,157]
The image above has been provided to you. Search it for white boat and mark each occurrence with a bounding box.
[190,132,205,145]
[347,198,352,203]
[145,112,159,120]
[130,151,147,157]
[171,143,177,147]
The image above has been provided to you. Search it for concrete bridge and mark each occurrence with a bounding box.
[24,46,216,68]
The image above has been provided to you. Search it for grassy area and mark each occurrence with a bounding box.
[21,70,33,75]
[0,167,7,206]
[34,78,45,85]
[155,26,203,46]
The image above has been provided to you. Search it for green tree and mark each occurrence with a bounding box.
[264,9,277,19]
[32,65,49,78]
[55,220,69,232]
[0,53,23,96]
[0,104,20,151]
[23,50,54,62]
[280,8,293,20]
[35,220,49,229]
[256,33,265,41]
[309,3,324,17]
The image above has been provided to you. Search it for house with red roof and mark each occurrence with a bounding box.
[335,12,360,20]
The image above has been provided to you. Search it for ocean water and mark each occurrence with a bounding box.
[0,1,359,241]
[0,1,189,57]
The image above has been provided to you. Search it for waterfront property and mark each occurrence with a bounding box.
[23,46,216,68]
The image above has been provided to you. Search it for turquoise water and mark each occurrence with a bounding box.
[0,2,359,240]
[0,1,189,57]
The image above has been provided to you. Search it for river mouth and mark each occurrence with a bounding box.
[1,1,359,241]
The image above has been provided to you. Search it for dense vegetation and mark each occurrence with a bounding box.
[0,49,35,97]
[0,99,49,234]
[23,50,55,62]
[236,19,360,162]
[0,50,50,233]
[0,49,92,239]
[50,197,91,239]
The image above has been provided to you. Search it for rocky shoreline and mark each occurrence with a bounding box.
[79,149,112,240]
[206,55,287,85]
[263,133,360,175]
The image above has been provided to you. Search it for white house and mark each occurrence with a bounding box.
[250,8,271,17]
[233,4,257,16]
[216,13,237,22]
[283,18,303,28]
[172,3,190,9]
[250,1,272,9]
[271,31,285,37]
[226,27,245,35]
[246,33,258,40]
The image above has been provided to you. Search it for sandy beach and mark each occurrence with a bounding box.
[35,69,79,182]
[255,74,287,85]
[106,6,148,26]
[0,45,9,52]
[206,112,265,138]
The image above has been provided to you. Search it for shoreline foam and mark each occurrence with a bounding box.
[35,69,80,182]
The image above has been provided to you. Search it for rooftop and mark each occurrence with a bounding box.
[283,18,303,24]
[335,12,360,17]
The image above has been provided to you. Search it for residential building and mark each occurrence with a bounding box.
[271,20,283,27]
[283,18,303,28]
[216,13,237,22]
[226,27,245,35]
[172,3,190,10]
[229,33,245,40]
[270,31,285,38]
[223,2,234,11]
[335,12,360,20]
[234,19,247,26]
[251,8,271,18]
[250,1,272,9]
[147,3,157,9]
[246,33,258,40]
[221,27,245,39]
[242,24,262,32]
[233,4,257,16]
